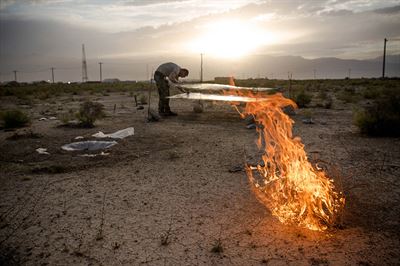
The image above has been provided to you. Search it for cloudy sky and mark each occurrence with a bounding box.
[0,0,399,81]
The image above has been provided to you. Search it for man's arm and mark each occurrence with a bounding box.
[168,79,188,93]
[168,72,179,83]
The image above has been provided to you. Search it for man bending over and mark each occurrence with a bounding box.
[154,62,189,116]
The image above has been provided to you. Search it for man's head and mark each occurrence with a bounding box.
[179,68,189,78]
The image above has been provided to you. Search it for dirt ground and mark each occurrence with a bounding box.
[0,91,399,265]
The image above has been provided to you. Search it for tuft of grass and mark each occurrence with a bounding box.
[317,90,328,100]
[336,88,360,103]
[211,239,223,253]
[323,96,333,109]
[76,101,105,127]
[139,94,147,105]
[293,89,312,108]
[58,109,76,125]
[316,95,333,109]
[362,87,381,99]
[1,109,30,129]
[301,109,314,119]
[31,165,66,174]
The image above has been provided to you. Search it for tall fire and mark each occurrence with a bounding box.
[171,80,345,231]
[228,81,345,231]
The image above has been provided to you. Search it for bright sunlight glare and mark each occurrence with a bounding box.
[187,19,280,58]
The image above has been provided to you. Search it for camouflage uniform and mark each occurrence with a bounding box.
[154,71,171,113]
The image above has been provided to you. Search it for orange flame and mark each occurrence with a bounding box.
[228,77,344,231]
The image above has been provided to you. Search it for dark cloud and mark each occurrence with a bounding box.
[373,5,400,14]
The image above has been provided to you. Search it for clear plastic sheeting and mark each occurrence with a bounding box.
[168,92,269,102]
[61,141,117,151]
[92,127,134,139]
[171,83,275,92]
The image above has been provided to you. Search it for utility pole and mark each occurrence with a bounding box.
[51,67,55,83]
[288,72,293,99]
[82,44,88,82]
[382,38,387,78]
[13,70,17,82]
[200,53,203,83]
[99,62,103,82]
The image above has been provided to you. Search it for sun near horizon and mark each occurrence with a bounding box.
[186,19,285,59]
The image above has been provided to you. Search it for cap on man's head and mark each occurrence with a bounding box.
[180,68,189,77]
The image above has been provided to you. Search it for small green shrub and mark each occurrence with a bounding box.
[1,109,30,129]
[354,92,400,136]
[317,90,328,100]
[139,94,148,104]
[58,109,76,125]
[323,96,333,109]
[35,90,51,100]
[301,109,313,119]
[76,101,105,127]
[294,90,312,108]
[362,87,381,99]
[337,88,360,103]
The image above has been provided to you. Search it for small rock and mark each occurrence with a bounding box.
[193,102,204,113]
[246,123,256,129]
[244,115,255,125]
[147,109,160,122]
[283,105,296,116]
[302,118,314,124]
[229,165,243,172]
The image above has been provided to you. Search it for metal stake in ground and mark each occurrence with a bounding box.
[146,70,160,122]
[147,73,152,120]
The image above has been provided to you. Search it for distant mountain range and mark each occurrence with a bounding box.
[196,54,400,80]
[1,54,398,82]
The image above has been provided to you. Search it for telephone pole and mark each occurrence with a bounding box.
[99,62,103,82]
[288,72,293,99]
[13,70,17,82]
[382,38,387,78]
[51,67,55,83]
[82,44,88,82]
[200,53,203,83]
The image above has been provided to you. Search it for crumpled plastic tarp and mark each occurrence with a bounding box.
[61,141,117,151]
[92,127,134,139]
[36,148,49,155]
